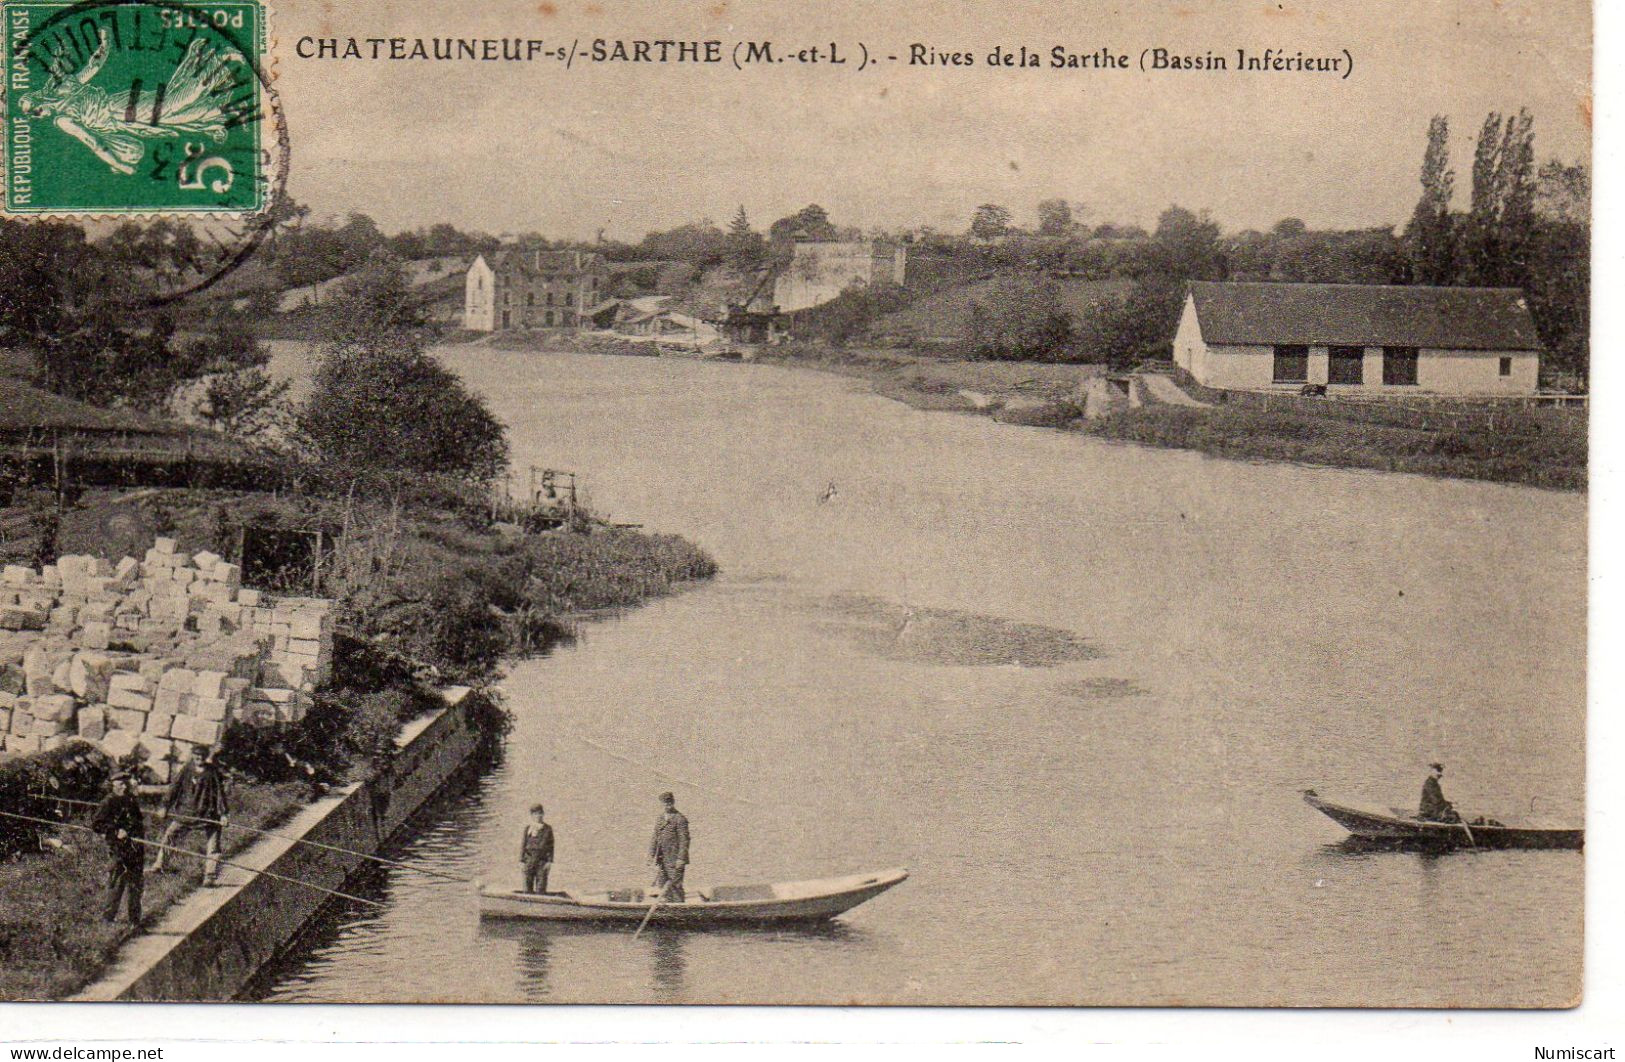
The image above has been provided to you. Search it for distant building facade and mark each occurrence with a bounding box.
[771,238,907,313]
[464,249,609,331]
[1174,282,1542,395]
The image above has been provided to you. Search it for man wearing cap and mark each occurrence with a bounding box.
[520,803,555,894]
[1418,762,1460,823]
[91,772,145,924]
[648,792,690,902]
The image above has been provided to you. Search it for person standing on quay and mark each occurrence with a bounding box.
[92,771,145,925]
[151,744,230,884]
[520,803,555,894]
[649,791,690,902]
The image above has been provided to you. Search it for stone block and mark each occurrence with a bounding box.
[81,622,112,650]
[2,565,34,586]
[100,729,139,761]
[154,537,178,555]
[145,713,174,738]
[107,688,153,712]
[0,607,48,631]
[0,708,9,733]
[251,686,295,703]
[194,696,230,722]
[188,718,223,746]
[157,667,196,694]
[32,713,73,736]
[237,589,263,607]
[192,670,228,699]
[169,714,193,743]
[9,733,44,754]
[108,671,152,696]
[51,659,72,691]
[192,551,222,570]
[9,711,33,736]
[108,706,148,732]
[136,732,172,765]
[76,706,106,741]
[153,688,185,716]
[33,694,77,723]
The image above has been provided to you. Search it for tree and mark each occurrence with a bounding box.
[1036,199,1075,238]
[296,331,508,488]
[768,204,837,244]
[1151,206,1225,281]
[969,204,1013,242]
[1271,217,1308,240]
[1076,279,1185,368]
[319,254,432,342]
[725,205,765,270]
[965,277,1072,359]
[1462,109,1536,287]
[195,367,289,439]
[1404,115,1458,284]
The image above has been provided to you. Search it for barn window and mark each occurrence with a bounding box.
[565,293,575,307]
[1499,356,1513,377]
[526,292,534,306]
[545,311,555,326]
[1328,346,1365,385]
[1272,345,1308,384]
[546,292,555,306]
[1382,347,1418,386]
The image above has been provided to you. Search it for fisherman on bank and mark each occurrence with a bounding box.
[520,803,554,894]
[91,771,145,924]
[151,744,230,884]
[649,791,690,902]
[1418,762,1460,823]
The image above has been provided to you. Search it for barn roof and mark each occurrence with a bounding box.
[1188,282,1542,351]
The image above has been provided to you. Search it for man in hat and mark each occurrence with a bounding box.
[648,791,690,902]
[91,771,145,924]
[1418,762,1460,823]
[520,803,555,894]
[151,744,230,884]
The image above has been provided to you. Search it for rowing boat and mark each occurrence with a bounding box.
[478,867,908,924]
[1303,790,1582,850]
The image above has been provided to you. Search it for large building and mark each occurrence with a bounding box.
[464,249,610,331]
[1173,282,1542,395]
[772,238,907,313]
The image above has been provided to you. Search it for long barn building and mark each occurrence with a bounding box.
[1173,282,1542,395]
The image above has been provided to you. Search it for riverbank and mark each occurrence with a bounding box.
[0,485,717,1000]
[72,688,484,1002]
[748,342,1586,492]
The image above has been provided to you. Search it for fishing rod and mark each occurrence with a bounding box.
[0,808,388,910]
[41,795,476,885]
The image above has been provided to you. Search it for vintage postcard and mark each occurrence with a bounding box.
[0,0,1591,1010]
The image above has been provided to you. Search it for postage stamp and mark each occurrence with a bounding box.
[3,0,269,213]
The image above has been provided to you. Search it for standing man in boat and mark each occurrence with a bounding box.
[1418,762,1461,823]
[520,803,555,894]
[649,791,690,902]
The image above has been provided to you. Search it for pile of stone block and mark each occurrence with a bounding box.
[0,538,334,779]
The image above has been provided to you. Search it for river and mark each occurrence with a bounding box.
[255,347,1585,1006]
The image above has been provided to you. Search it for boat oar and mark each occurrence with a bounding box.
[0,808,387,909]
[1457,819,1477,848]
[632,881,670,940]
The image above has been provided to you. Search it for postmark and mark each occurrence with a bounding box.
[3,0,281,215]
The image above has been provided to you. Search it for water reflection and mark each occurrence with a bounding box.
[646,930,686,996]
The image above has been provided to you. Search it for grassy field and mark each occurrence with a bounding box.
[0,780,305,1001]
[873,277,1132,342]
[1085,375,1587,492]
[755,343,1103,415]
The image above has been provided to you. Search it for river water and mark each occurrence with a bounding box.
[257,349,1585,1006]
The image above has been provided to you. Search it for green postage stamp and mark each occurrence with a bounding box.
[3,0,268,213]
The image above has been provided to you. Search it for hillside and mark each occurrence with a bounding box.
[875,276,1133,341]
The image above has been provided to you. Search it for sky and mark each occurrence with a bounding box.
[271,0,1593,240]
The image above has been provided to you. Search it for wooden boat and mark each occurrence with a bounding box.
[478,867,908,925]
[1303,790,1582,850]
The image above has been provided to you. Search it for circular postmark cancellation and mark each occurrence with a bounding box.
[3,0,289,300]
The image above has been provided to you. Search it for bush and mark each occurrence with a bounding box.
[295,332,509,490]
[966,278,1074,360]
